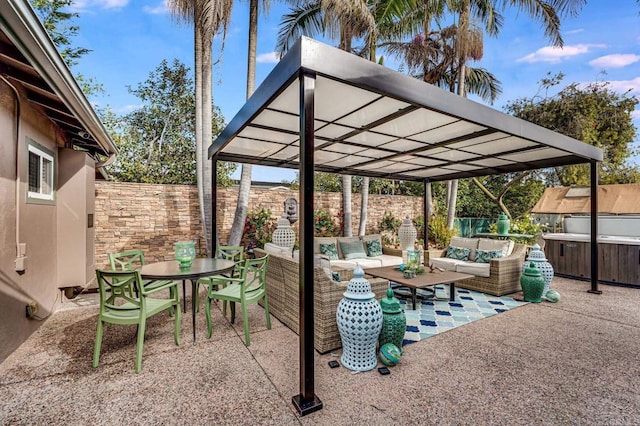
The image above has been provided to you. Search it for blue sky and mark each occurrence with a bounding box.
[70,0,640,182]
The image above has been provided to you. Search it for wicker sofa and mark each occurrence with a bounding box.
[253,248,388,353]
[425,237,527,296]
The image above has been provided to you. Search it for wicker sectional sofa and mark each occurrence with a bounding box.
[253,248,388,353]
[425,237,527,296]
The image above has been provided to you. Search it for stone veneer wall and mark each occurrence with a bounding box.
[95,181,423,268]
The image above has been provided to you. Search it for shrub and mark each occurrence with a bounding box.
[428,214,457,249]
[242,207,277,251]
[379,211,402,233]
[314,209,340,236]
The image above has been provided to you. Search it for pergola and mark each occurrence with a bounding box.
[209,37,603,416]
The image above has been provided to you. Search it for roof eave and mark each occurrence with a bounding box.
[0,0,118,160]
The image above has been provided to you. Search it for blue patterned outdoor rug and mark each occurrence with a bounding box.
[394,286,527,346]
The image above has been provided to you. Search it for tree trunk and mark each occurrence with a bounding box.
[227,0,258,246]
[447,179,458,230]
[342,175,352,237]
[425,182,433,217]
[194,24,209,256]
[358,177,369,236]
[446,0,470,230]
[201,29,214,255]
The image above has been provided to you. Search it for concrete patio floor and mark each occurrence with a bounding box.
[1,277,639,425]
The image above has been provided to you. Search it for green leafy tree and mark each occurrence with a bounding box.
[30,0,102,96]
[106,59,234,184]
[505,73,640,185]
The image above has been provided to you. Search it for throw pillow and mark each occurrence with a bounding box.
[474,249,503,263]
[319,243,339,260]
[365,239,383,257]
[339,240,367,260]
[446,245,471,261]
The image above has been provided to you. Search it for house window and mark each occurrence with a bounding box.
[27,141,54,202]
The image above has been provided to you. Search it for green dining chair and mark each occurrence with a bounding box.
[204,254,271,346]
[195,245,244,313]
[93,269,181,373]
[109,249,177,314]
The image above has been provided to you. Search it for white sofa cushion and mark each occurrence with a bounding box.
[456,262,491,278]
[478,238,514,257]
[431,257,466,272]
[264,242,294,258]
[330,257,383,270]
[370,255,403,268]
[449,237,480,261]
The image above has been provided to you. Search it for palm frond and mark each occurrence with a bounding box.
[276,1,324,57]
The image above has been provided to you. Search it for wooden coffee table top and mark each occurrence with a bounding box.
[365,266,473,289]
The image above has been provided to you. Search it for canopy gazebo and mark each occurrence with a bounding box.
[208,37,603,415]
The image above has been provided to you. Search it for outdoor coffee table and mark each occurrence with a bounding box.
[365,266,474,310]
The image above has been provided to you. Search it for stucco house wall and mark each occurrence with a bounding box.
[1,81,65,361]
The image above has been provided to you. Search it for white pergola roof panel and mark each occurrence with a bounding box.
[210,37,602,182]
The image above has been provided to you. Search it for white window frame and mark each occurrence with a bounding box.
[27,142,55,202]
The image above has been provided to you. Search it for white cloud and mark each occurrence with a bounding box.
[72,0,128,11]
[517,44,607,64]
[256,52,280,64]
[589,54,640,69]
[606,76,640,95]
[143,0,169,14]
[115,104,142,114]
[566,29,584,35]
[632,109,640,121]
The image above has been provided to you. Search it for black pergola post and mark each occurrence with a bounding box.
[212,156,218,257]
[292,71,323,415]
[423,179,429,249]
[588,159,601,294]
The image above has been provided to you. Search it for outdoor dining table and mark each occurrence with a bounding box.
[140,258,235,343]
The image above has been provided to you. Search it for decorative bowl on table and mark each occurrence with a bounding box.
[395,264,407,271]
[174,241,196,269]
[402,270,416,279]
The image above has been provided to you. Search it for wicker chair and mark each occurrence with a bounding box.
[253,248,388,353]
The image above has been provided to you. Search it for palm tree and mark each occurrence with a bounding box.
[169,0,234,256]
[228,0,271,246]
[278,0,412,236]
[445,0,585,229]
[278,0,376,237]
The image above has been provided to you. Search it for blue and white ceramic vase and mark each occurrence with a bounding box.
[522,243,554,299]
[337,265,383,372]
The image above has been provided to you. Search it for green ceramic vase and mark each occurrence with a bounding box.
[496,213,510,235]
[520,262,545,303]
[379,287,406,353]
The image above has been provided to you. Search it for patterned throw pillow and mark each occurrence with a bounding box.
[365,239,383,257]
[319,243,339,260]
[474,249,503,263]
[446,245,471,261]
